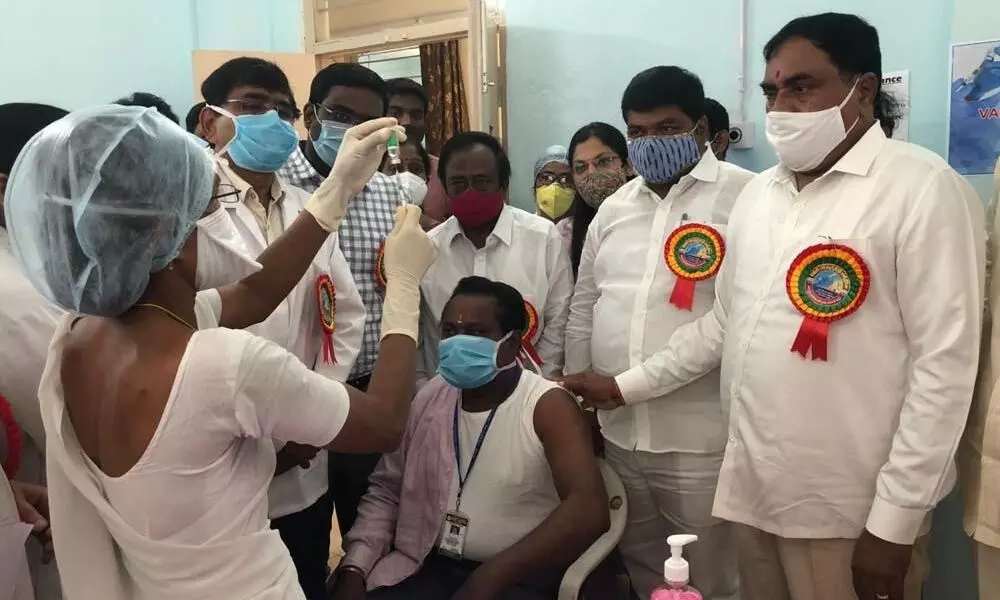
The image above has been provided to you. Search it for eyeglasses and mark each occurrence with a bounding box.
[572,154,622,175]
[211,183,241,205]
[315,104,368,126]
[535,172,572,186]
[223,97,297,122]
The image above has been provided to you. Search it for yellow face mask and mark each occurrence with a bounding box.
[535,184,575,220]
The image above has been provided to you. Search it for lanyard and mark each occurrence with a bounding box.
[453,402,498,509]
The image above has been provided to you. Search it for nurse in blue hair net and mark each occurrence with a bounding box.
[3,104,435,600]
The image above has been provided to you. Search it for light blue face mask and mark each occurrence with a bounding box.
[627,130,702,184]
[438,331,517,389]
[211,106,299,173]
[312,119,352,166]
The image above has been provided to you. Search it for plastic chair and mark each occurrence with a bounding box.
[558,459,629,600]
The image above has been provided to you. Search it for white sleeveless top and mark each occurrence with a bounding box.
[38,292,352,599]
[445,372,566,562]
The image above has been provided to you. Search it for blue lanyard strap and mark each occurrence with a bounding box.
[453,401,499,506]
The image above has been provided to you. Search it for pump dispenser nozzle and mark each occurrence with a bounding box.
[664,534,698,584]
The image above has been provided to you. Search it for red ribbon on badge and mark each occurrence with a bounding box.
[789,318,831,361]
[664,223,725,311]
[785,244,870,361]
[315,274,337,364]
[521,300,543,367]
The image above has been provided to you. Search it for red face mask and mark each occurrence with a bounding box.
[447,189,505,228]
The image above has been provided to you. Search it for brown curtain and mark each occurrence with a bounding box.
[420,40,469,155]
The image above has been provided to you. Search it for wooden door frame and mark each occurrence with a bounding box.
[302,0,506,136]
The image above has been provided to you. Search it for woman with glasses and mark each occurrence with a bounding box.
[566,123,632,278]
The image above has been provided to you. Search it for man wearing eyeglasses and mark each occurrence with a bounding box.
[198,57,366,600]
[561,66,753,599]
[277,63,413,546]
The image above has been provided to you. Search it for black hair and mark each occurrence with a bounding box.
[410,137,432,179]
[185,101,206,133]
[763,13,882,95]
[386,77,429,111]
[446,276,528,335]
[201,57,300,118]
[703,98,730,136]
[438,131,512,188]
[309,63,387,113]
[874,91,903,137]
[115,92,179,124]
[621,66,706,123]
[0,103,68,174]
[567,122,630,278]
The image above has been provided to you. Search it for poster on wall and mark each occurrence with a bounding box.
[949,40,1000,175]
[881,70,910,141]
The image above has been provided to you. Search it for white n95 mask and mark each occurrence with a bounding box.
[765,80,860,172]
[195,206,262,290]
[394,171,428,207]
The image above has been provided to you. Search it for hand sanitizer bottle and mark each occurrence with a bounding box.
[649,534,703,600]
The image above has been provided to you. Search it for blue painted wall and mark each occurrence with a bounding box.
[505,0,954,209]
[0,0,303,122]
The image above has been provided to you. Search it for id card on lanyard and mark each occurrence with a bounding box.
[438,402,498,560]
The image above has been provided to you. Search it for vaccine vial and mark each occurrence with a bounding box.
[387,130,402,166]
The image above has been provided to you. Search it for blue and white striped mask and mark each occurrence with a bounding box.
[627,131,701,184]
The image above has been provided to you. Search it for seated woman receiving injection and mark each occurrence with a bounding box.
[3,105,435,600]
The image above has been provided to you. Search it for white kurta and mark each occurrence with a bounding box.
[40,295,353,599]
[615,125,985,544]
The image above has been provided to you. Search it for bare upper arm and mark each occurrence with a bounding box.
[533,388,606,502]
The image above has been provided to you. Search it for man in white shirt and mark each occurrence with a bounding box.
[199,57,366,600]
[565,13,984,600]
[0,102,68,600]
[962,157,1000,600]
[564,66,752,600]
[417,132,572,382]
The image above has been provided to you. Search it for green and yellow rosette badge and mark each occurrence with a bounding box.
[785,243,870,361]
[520,300,543,370]
[315,274,337,364]
[375,241,387,291]
[664,223,726,310]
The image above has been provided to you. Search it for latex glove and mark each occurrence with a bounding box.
[380,205,436,342]
[304,117,405,232]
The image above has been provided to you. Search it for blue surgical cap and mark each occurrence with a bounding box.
[4,105,214,317]
[533,144,569,180]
